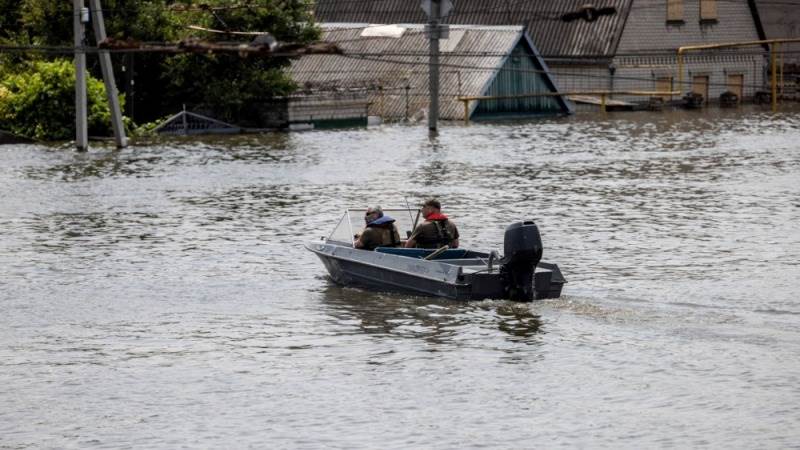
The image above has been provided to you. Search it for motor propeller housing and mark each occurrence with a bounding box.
[500,221,544,301]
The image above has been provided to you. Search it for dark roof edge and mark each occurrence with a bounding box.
[611,1,634,57]
[747,0,769,49]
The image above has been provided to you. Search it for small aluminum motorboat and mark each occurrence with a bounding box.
[306,208,566,301]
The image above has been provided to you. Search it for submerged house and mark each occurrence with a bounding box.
[753,0,800,98]
[753,0,799,64]
[314,0,767,106]
[290,24,572,122]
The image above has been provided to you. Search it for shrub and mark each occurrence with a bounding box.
[0,59,123,140]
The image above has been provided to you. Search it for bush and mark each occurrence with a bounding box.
[0,59,123,140]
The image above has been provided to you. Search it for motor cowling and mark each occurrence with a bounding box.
[500,221,543,301]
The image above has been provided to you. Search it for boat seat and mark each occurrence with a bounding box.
[374,247,468,260]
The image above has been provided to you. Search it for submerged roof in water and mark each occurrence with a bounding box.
[290,24,569,119]
[313,0,634,58]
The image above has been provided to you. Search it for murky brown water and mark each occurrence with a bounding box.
[2,106,800,448]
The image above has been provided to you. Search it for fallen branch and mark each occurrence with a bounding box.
[98,37,341,57]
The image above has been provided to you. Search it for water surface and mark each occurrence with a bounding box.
[2,107,800,448]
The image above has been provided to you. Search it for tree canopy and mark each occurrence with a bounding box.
[0,60,119,140]
[0,1,320,138]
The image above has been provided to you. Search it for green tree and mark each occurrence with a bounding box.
[0,0,319,130]
[0,59,120,140]
[160,0,319,123]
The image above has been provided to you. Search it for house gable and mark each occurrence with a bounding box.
[474,37,573,118]
[291,24,571,120]
[617,0,762,54]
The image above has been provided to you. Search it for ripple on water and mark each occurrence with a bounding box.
[1,107,800,448]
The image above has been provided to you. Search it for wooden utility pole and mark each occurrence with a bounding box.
[771,42,778,113]
[89,0,127,147]
[74,0,88,151]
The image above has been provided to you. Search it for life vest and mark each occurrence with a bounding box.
[366,215,401,247]
[415,217,454,248]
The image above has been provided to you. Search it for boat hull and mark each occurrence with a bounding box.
[306,241,565,301]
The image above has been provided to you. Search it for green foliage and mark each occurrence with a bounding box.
[169,0,319,42]
[0,59,122,140]
[159,0,319,123]
[130,115,169,137]
[101,1,183,41]
[0,0,22,35]
[0,0,320,131]
[15,0,73,45]
[161,53,297,123]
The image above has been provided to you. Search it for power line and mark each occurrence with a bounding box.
[6,41,800,58]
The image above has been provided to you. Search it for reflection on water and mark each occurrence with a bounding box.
[316,283,543,344]
[1,106,800,448]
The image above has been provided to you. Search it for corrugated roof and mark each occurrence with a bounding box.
[290,24,565,120]
[313,0,633,57]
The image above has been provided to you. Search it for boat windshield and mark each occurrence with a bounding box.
[327,208,421,246]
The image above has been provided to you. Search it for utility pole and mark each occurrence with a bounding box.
[89,0,127,147]
[422,0,451,132]
[73,0,88,151]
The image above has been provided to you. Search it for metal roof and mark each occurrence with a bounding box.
[313,0,633,57]
[752,0,799,39]
[290,24,566,120]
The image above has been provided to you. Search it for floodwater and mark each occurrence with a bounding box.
[2,106,799,448]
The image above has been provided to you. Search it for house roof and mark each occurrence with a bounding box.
[313,0,633,58]
[290,24,567,119]
[752,0,799,40]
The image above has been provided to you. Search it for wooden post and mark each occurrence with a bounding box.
[600,93,607,113]
[462,99,470,124]
[779,44,784,98]
[771,42,778,113]
[404,83,410,121]
[182,104,188,135]
[379,86,384,119]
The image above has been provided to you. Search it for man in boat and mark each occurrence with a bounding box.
[404,198,460,249]
[354,206,402,251]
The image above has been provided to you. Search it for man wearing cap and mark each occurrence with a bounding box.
[405,199,460,249]
[354,206,402,251]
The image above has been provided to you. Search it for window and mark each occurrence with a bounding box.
[700,0,718,22]
[667,0,684,22]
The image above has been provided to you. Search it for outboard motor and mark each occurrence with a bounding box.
[500,221,543,301]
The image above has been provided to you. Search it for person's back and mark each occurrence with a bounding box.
[355,206,402,251]
[405,198,459,249]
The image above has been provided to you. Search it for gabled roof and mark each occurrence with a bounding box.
[290,24,568,119]
[751,0,798,40]
[313,0,633,58]
[154,110,241,135]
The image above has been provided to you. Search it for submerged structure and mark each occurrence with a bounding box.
[314,0,767,106]
[290,24,572,121]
